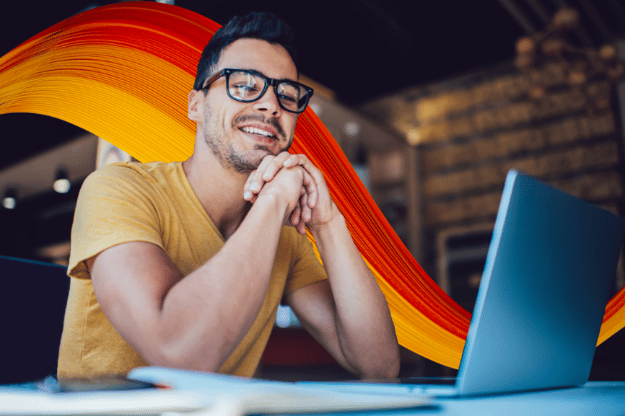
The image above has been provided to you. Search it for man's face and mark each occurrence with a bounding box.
[198,38,299,173]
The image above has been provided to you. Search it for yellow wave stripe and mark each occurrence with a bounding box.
[1,43,196,161]
[365,258,466,367]
[1,1,623,368]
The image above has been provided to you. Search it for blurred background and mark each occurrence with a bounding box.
[1,0,625,381]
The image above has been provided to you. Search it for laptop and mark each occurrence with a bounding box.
[300,169,625,397]
[0,255,70,384]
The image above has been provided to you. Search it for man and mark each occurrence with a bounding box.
[58,11,400,379]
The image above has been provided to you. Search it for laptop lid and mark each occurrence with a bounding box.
[455,170,625,396]
[0,255,69,384]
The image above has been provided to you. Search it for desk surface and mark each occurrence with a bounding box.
[131,368,625,416]
[2,369,625,416]
[305,382,625,416]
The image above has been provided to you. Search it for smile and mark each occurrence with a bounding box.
[240,126,277,139]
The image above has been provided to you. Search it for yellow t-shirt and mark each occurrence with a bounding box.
[58,161,327,378]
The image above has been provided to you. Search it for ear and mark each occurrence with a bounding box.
[188,89,203,122]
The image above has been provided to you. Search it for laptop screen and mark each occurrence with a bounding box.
[0,255,69,384]
[456,170,625,395]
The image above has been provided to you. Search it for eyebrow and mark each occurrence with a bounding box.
[236,68,299,83]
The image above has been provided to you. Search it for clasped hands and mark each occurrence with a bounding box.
[243,152,337,235]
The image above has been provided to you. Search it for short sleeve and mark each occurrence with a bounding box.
[283,232,328,296]
[68,163,164,280]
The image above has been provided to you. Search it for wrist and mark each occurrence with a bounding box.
[309,211,346,244]
[254,191,291,223]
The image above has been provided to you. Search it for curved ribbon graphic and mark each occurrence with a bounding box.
[1,1,622,368]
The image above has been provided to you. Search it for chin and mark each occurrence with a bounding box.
[226,149,268,173]
[253,143,285,158]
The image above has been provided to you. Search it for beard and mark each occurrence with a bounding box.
[202,108,292,174]
[207,140,270,174]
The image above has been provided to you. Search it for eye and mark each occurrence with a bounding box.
[278,93,297,103]
[277,83,299,103]
[230,72,262,98]
[234,83,259,92]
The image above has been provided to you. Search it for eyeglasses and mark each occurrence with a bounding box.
[200,68,314,114]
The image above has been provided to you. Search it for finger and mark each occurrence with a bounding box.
[282,153,302,168]
[297,221,307,235]
[289,181,308,226]
[261,152,292,182]
[247,155,279,197]
[299,191,312,223]
[294,184,308,223]
[290,203,301,227]
[243,170,257,201]
[284,153,311,169]
[284,154,328,200]
[300,168,318,209]
[293,198,307,235]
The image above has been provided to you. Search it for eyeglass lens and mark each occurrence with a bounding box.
[228,71,307,112]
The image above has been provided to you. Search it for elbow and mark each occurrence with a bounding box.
[372,340,401,379]
[346,347,400,380]
[340,331,401,380]
[146,345,221,373]
[381,354,401,379]
[139,340,184,370]
[137,316,244,373]
[140,333,223,373]
[361,355,400,380]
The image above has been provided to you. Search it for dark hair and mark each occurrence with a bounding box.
[193,12,298,91]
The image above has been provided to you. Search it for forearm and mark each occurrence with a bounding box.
[311,213,400,379]
[150,195,286,371]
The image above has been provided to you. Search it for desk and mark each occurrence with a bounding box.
[2,370,624,415]
[132,368,625,416]
[303,382,625,416]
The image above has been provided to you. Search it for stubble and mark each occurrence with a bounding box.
[202,108,292,174]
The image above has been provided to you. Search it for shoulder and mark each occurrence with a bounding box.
[82,161,183,195]
[76,162,184,219]
[87,161,179,182]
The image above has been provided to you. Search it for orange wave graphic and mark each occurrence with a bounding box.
[1,1,622,368]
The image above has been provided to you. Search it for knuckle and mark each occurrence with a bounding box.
[261,155,275,165]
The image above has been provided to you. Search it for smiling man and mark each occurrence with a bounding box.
[58,11,400,380]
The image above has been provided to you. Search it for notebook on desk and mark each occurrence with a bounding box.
[302,169,625,397]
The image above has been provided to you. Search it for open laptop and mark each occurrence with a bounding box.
[301,169,625,397]
[0,255,70,384]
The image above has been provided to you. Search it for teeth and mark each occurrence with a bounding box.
[242,127,274,137]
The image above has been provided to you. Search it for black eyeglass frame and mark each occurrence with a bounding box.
[199,68,314,114]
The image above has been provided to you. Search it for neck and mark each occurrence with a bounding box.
[182,149,251,240]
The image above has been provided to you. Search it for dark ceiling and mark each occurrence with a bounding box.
[1,0,623,172]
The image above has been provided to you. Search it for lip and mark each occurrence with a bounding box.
[238,123,280,143]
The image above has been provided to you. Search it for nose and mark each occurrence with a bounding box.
[253,86,282,116]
